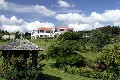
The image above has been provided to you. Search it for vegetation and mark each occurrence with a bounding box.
[46,26,120,80]
[95,45,120,79]
[0,25,120,80]
[90,30,111,51]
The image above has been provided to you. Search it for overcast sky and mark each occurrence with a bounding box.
[0,0,120,32]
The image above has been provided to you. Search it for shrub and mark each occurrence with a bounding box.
[95,45,120,79]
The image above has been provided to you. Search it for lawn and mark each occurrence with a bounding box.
[0,38,106,80]
[81,52,102,61]
[41,59,96,80]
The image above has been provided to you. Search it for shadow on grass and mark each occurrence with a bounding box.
[0,73,62,80]
[42,73,62,80]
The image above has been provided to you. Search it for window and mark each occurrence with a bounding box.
[46,30,50,33]
[60,29,64,31]
[40,30,44,33]
[32,32,35,35]
[68,29,73,32]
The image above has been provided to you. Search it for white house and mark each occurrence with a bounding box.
[10,35,15,39]
[31,27,55,39]
[55,26,74,34]
[2,35,9,39]
[2,35,15,39]
[31,26,74,39]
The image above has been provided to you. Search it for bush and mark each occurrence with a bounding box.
[2,69,44,80]
[95,45,120,79]
[47,40,87,68]
[58,32,84,41]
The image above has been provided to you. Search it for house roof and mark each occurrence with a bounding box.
[56,26,74,30]
[38,27,52,30]
[0,39,43,51]
[57,26,69,28]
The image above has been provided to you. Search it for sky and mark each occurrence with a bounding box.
[0,0,120,32]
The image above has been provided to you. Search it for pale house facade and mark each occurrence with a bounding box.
[31,26,74,39]
[31,27,55,39]
[55,26,74,34]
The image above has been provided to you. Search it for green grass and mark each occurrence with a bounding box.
[30,38,57,54]
[81,52,102,60]
[0,40,9,45]
[43,65,95,80]
[42,59,96,80]
[104,42,120,50]
[0,78,5,80]
[30,38,57,49]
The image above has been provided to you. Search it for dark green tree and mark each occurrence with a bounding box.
[90,30,111,51]
[58,31,84,41]
[24,32,31,39]
[15,31,21,39]
[47,40,86,68]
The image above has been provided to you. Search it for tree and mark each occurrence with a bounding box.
[15,31,21,39]
[90,30,111,51]
[24,32,31,39]
[97,25,120,38]
[57,31,88,52]
[58,31,84,41]
[47,40,86,68]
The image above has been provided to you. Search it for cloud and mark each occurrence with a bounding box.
[56,9,82,14]
[0,0,34,13]
[25,21,55,32]
[68,23,92,31]
[0,0,56,17]
[0,0,7,9]
[67,22,105,31]
[34,5,56,17]
[2,25,25,32]
[55,13,86,24]
[0,15,24,25]
[0,15,55,32]
[55,9,120,31]
[58,0,74,8]
[114,22,120,26]
[117,2,120,4]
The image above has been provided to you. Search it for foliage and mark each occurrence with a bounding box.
[2,69,44,80]
[15,31,21,39]
[1,51,45,80]
[57,31,89,52]
[95,45,120,79]
[62,65,106,79]
[24,32,31,39]
[99,25,120,37]
[0,29,10,40]
[58,31,84,41]
[89,25,120,51]
[90,30,111,51]
[47,40,86,68]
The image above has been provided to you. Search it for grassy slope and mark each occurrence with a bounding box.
[30,39,98,80]
[0,39,106,80]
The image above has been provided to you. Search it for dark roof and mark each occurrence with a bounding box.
[0,39,43,51]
